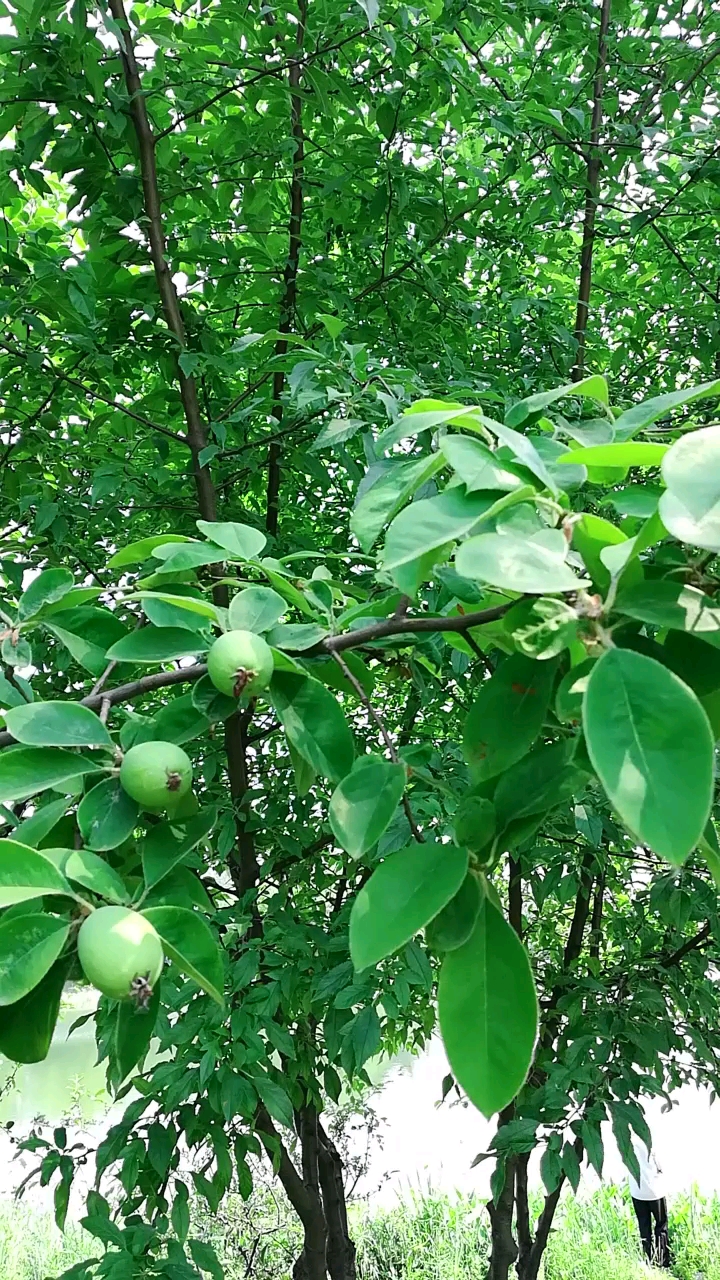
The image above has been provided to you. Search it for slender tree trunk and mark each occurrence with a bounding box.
[571,0,612,378]
[318,1121,357,1280]
[266,0,307,536]
[486,1155,518,1280]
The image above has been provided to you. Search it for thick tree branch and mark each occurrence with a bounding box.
[107,0,217,523]
[266,0,307,536]
[662,922,711,968]
[571,0,612,378]
[322,601,513,653]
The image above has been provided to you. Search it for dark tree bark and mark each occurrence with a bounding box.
[318,1121,357,1280]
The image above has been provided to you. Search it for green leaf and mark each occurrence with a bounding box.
[343,1005,381,1070]
[4,701,112,749]
[270,670,354,782]
[142,905,224,1004]
[555,658,595,725]
[0,955,70,1063]
[605,485,662,518]
[311,417,364,451]
[659,425,720,551]
[112,983,161,1087]
[106,627,208,663]
[612,378,720,440]
[376,403,481,452]
[463,654,557,780]
[329,754,406,859]
[351,454,444,551]
[504,375,609,428]
[256,1076,295,1128]
[77,777,139,851]
[142,809,216,891]
[0,912,70,1005]
[456,530,585,594]
[51,847,129,904]
[510,597,579,660]
[573,513,629,591]
[188,1239,224,1280]
[228,586,286,633]
[580,1120,605,1179]
[583,647,714,863]
[558,442,667,467]
[349,841,468,970]
[0,838,73,904]
[195,520,267,559]
[425,873,482,952]
[151,694,210,745]
[438,897,538,1117]
[493,741,583,831]
[0,746,102,803]
[382,488,498,574]
[131,591,218,623]
[265,623,328,650]
[482,418,559,494]
[13,797,69,848]
[46,624,108,677]
[0,673,30,710]
[151,542,230,573]
[616,581,720,642]
[18,568,74,621]
[440,436,527,493]
[108,535,192,569]
[453,795,496,854]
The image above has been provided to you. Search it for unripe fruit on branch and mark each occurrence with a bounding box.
[77,905,163,1004]
[119,740,192,811]
[207,629,274,698]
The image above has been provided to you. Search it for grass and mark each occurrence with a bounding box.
[3,1185,720,1279]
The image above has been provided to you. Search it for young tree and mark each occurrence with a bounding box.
[1,1,720,1278]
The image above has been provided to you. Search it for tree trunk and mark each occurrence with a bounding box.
[485,1151,518,1280]
[318,1121,357,1280]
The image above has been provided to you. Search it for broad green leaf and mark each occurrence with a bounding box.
[604,485,661,518]
[329,754,406,859]
[555,658,595,724]
[18,568,74,621]
[151,694,210,745]
[77,777,139,851]
[108,535,191,569]
[256,1076,295,1128]
[13,797,69,848]
[482,417,558,494]
[112,983,161,1087]
[50,848,129,904]
[438,897,538,1117]
[376,403,481,452]
[191,675,237,723]
[425,873,482,952]
[456,530,585,594]
[580,1121,605,1180]
[151,542,230,572]
[659,425,720,551]
[558,442,667,467]
[106,627,208,663]
[440,436,527,493]
[493,741,584,830]
[349,841,468,970]
[41,588,103,615]
[0,673,29,710]
[228,586,286,633]
[311,417,364,451]
[0,913,70,1005]
[195,520,267,559]
[453,795,496,853]
[142,906,224,1004]
[265,623,328,650]
[0,955,70,1063]
[142,809,216,891]
[46,624,108,677]
[382,488,497,574]
[509,597,579,660]
[583,647,714,863]
[616,581,720,643]
[504,375,609,428]
[0,838,73,905]
[0,746,102,803]
[613,378,720,440]
[527,435,587,491]
[270,670,354,782]
[463,654,557,780]
[351,454,444,551]
[4,701,112,749]
[573,513,629,591]
[131,592,218,621]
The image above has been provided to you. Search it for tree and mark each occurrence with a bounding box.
[1,0,720,1278]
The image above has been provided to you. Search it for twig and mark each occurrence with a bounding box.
[330,650,424,843]
[99,698,111,725]
[90,660,117,697]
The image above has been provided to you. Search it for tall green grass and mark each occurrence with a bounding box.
[2,1186,720,1279]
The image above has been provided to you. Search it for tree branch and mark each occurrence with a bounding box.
[266,0,307,536]
[107,0,218,523]
[321,601,513,654]
[662,922,711,969]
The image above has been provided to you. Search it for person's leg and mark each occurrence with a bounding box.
[652,1197,671,1268]
[632,1197,653,1261]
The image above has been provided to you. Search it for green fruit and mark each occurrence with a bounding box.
[77,906,163,1002]
[207,629,274,698]
[119,740,192,811]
